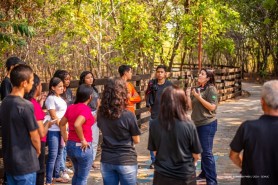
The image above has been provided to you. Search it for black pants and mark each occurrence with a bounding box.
[36,141,46,185]
[153,171,196,185]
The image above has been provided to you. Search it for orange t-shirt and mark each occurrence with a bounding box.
[126,82,141,114]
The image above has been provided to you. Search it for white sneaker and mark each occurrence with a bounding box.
[65,168,74,174]
[60,171,70,180]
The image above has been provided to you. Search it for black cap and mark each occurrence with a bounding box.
[5,57,25,70]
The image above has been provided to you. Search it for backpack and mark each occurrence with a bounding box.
[145,79,158,107]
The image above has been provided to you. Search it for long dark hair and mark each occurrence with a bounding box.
[159,85,190,130]
[78,71,98,93]
[98,78,127,119]
[202,68,215,86]
[74,84,93,104]
[24,73,40,100]
[53,69,70,84]
[48,77,63,96]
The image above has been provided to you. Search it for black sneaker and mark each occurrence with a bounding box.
[149,162,154,169]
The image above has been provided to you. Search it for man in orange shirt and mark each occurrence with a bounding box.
[118,65,141,114]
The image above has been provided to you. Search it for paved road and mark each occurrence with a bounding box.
[57,82,263,185]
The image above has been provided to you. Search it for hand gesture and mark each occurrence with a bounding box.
[192,88,201,98]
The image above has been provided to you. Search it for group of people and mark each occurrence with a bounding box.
[0,57,141,185]
[0,56,277,185]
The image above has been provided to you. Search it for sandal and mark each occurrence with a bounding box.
[53,177,70,183]
[92,164,100,170]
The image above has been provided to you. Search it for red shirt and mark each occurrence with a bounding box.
[64,103,95,142]
[30,98,46,142]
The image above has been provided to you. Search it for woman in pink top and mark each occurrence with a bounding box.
[60,84,95,185]
[24,73,55,185]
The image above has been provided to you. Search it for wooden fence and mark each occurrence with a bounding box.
[170,66,242,101]
[0,65,242,179]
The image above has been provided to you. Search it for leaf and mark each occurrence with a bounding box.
[13,24,18,34]
[18,24,24,36]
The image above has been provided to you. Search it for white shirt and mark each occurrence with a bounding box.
[45,95,67,131]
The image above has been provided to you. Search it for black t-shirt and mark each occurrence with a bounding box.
[97,110,141,165]
[0,77,12,100]
[0,96,40,175]
[230,115,278,185]
[148,118,202,180]
[150,80,172,119]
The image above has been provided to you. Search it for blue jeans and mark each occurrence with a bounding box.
[101,163,138,185]
[149,118,155,163]
[7,172,36,185]
[46,131,63,184]
[60,146,67,172]
[67,141,94,185]
[150,151,155,163]
[197,120,217,185]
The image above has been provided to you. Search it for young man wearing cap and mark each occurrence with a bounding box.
[1,56,25,100]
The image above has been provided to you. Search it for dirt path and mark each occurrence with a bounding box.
[57,82,262,185]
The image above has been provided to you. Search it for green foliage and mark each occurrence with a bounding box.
[227,0,278,74]
[2,0,270,77]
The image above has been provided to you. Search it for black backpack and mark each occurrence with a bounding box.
[145,79,158,107]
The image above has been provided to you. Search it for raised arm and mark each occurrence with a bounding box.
[185,87,192,110]
[192,88,217,111]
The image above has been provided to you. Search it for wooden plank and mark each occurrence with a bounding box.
[137,116,151,125]
[225,75,236,80]
[131,74,151,81]
[215,76,226,81]
[170,71,186,77]
[135,107,149,116]
[218,87,235,94]
[215,82,224,88]
[42,74,151,91]
[220,96,227,101]
[224,81,235,86]
[214,68,229,74]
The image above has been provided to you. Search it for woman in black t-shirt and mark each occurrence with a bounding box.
[97,78,141,185]
[148,85,202,185]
